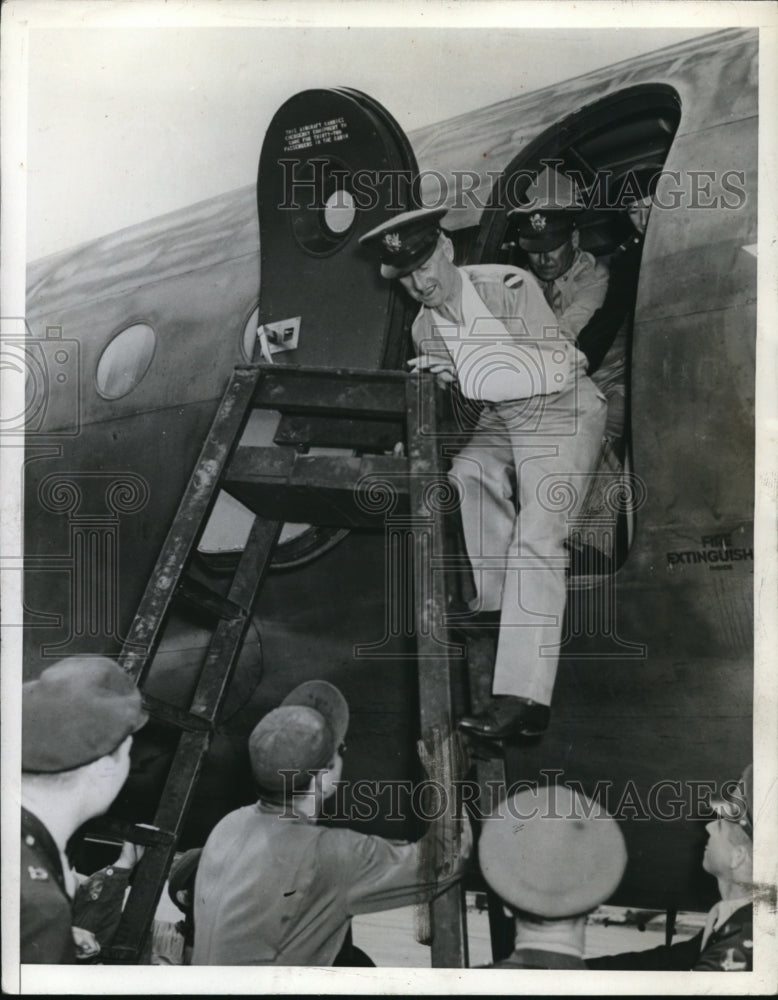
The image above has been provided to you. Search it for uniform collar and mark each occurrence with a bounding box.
[255,798,315,823]
[714,896,751,930]
[514,940,583,958]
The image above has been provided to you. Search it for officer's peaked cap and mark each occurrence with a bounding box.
[479,783,627,918]
[359,207,449,278]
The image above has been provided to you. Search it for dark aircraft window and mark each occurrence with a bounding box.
[95,322,156,399]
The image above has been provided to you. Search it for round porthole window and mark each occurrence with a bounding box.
[96,323,156,399]
[323,189,356,235]
[241,306,260,361]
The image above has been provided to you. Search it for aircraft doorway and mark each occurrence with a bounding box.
[471,85,681,578]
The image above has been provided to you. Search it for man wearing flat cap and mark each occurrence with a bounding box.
[478,783,627,968]
[193,680,471,965]
[589,764,755,972]
[360,207,606,738]
[21,655,148,963]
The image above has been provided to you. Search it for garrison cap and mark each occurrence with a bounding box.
[22,656,148,773]
[359,207,448,278]
[249,680,349,793]
[709,764,753,839]
[508,166,582,253]
[479,784,627,918]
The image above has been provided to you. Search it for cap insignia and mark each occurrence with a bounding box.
[383,232,403,253]
[530,213,547,232]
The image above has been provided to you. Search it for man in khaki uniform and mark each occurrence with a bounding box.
[193,680,471,965]
[360,209,606,738]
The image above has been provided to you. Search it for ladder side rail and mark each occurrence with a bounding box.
[119,366,263,683]
[406,374,469,969]
[106,514,282,961]
[105,731,208,962]
[189,516,282,722]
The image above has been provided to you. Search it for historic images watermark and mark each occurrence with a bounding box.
[272,768,751,825]
[278,158,749,214]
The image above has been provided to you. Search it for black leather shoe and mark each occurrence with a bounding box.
[458,696,550,738]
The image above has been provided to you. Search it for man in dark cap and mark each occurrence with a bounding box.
[21,655,148,963]
[360,208,606,738]
[479,783,627,968]
[589,764,755,972]
[192,680,471,965]
[510,166,609,349]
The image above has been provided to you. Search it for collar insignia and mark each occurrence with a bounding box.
[530,213,547,232]
[719,948,747,971]
[383,232,403,252]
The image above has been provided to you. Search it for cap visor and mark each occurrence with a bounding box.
[518,234,572,253]
[380,239,439,281]
[380,261,406,279]
[708,795,752,834]
[282,680,349,745]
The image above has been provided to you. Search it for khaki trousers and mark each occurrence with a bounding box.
[449,376,607,705]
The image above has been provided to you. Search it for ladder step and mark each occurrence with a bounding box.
[224,447,410,525]
[174,575,247,622]
[141,693,213,732]
[274,414,404,452]
[82,817,176,848]
[251,365,408,418]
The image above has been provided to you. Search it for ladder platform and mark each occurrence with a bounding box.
[224,446,414,525]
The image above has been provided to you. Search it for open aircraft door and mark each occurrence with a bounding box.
[201,88,420,569]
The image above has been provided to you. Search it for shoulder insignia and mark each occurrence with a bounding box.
[503,272,524,289]
[28,865,49,881]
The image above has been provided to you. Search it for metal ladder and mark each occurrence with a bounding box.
[93,362,469,966]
